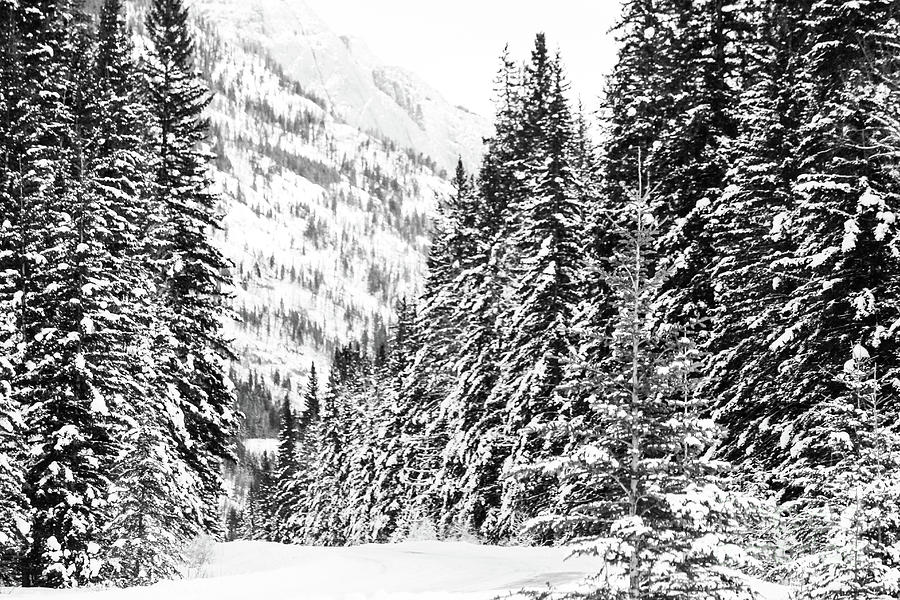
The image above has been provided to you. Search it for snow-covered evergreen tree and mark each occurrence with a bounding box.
[105,339,202,586]
[270,395,299,542]
[300,347,366,545]
[341,362,384,544]
[239,452,275,542]
[410,164,479,532]
[145,0,237,536]
[537,168,758,599]
[651,1,743,330]
[0,312,24,585]
[733,0,900,488]
[16,3,124,586]
[87,0,203,585]
[436,49,523,540]
[276,363,320,543]
[708,0,810,468]
[369,300,417,541]
[0,0,28,582]
[487,45,588,540]
[601,0,673,222]
[301,363,319,427]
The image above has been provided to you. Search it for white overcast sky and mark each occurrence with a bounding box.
[304,0,624,118]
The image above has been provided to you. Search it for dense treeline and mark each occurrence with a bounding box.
[0,0,235,588]
[251,2,900,597]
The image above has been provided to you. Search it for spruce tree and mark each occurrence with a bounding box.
[271,396,298,542]
[88,0,209,584]
[542,167,757,599]
[239,453,275,541]
[275,398,298,485]
[105,352,202,586]
[601,0,673,224]
[488,49,588,540]
[342,364,383,543]
[369,300,416,541]
[277,363,320,543]
[144,0,237,536]
[709,0,811,467]
[0,331,24,585]
[381,167,482,540]
[398,198,460,535]
[602,1,744,335]
[652,1,743,329]
[17,3,123,586]
[301,350,361,545]
[301,363,319,426]
[437,50,523,540]
[734,0,900,487]
[0,0,28,582]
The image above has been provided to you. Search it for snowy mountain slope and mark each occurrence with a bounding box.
[126,0,464,435]
[190,0,489,173]
[0,541,792,599]
[198,17,450,417]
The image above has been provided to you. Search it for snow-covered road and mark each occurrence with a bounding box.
[2,541,791,600]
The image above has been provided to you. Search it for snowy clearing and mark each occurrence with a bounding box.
[2,541,790,600]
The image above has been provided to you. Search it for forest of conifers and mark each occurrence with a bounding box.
[2,0,900,598]
[245,2,900,597]
[0,0,236,588]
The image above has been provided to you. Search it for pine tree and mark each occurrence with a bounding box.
[238,490,260,541]
[369,299,428,541]
[144,0,237,536]
[89,0,208,584]
[602,0,746,335]
[732,0,900,487]
[270,396,298,542]
[105,343,203,586]
[300,348,365,545]
[342,361,383,544]
[709,0,812,467]
[250,452,276,541]
[275,398,298,485]
[239,453,275,542]
[0,0,236,586]
[17,3,124,586]
[224,506,241,542]
[277,363,320,543]
[0,0,28,581]
[601,0,674,222]
[436,50,523,540]
[488,49,588,540]
[301,363,319,427]
[398,179,468,534]
[540,166,757,599]
[376,165,484,541]
[652,1,743,330]
[425,164,499,534]
[0,321,24,585]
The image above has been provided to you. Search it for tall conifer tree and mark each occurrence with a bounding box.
[145,0,236,535]
[17,2,122,586]
[709,0,811,468]
[543,168,757,599]
[488,43,588,540]
[435,49,524,539]
[270,396,299,542]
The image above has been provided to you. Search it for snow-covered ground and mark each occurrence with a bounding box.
[2,541,790,600]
